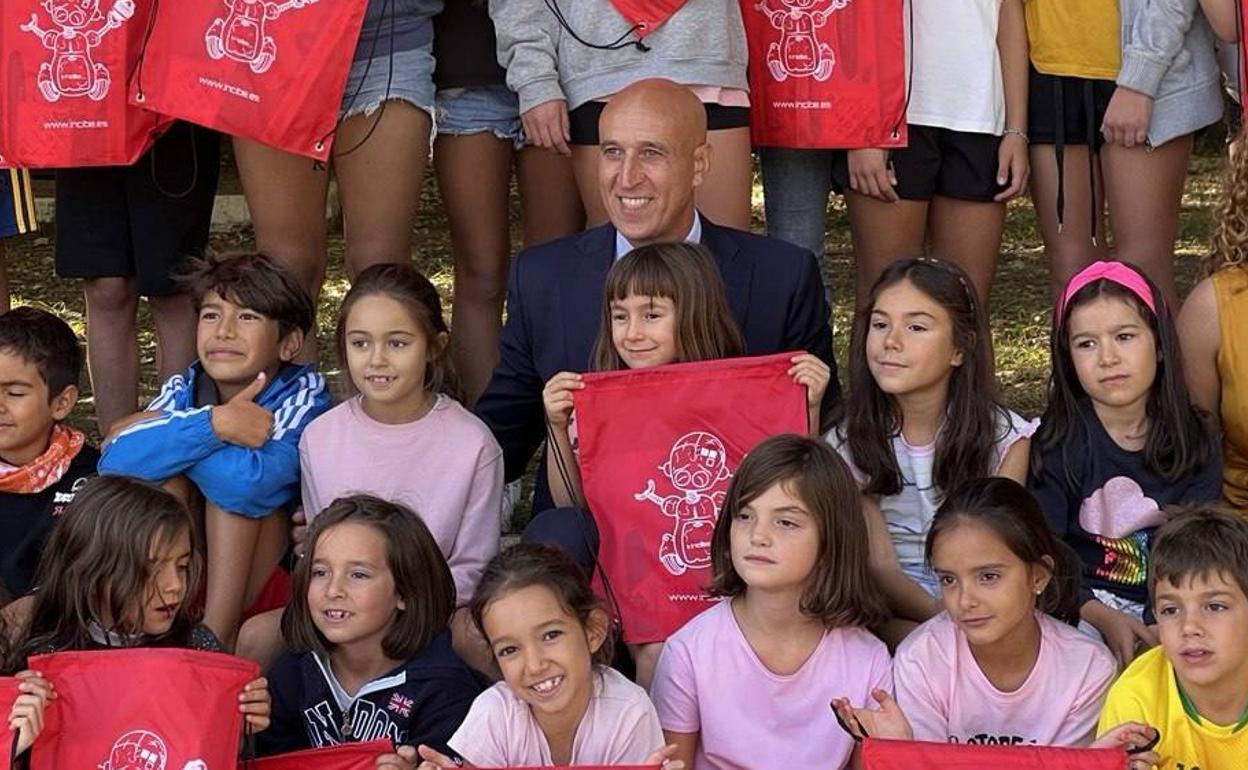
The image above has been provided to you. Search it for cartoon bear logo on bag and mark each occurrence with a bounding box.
[204,0,317,74]
[20,0,134,102]
[634,431,732,576]
[753,0,852,82]
[99,730,207,770]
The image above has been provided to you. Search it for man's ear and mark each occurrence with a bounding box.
[278,327,306,363]
[49,385,79,421]
[691,142,712,189]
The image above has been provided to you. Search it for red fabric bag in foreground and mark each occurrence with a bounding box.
[573,353,808,644]
[29,648,258,770]
[130,0,368,160]
[1,677,18,770]
[862,738,1128,770]
[254,740,393,770]
[741,0,907,149]
[0,0,170,168]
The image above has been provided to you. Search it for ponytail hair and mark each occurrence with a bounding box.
[926,477,1082,624]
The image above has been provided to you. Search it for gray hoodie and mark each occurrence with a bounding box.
[488,0,749,114]
[1116,0,1223,146]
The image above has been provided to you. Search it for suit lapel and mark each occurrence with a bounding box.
[701,218,751,328]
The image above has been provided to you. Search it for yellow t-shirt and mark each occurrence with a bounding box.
[1025,0,1121,80]
[1213,266,1248,514]
[1098,647,1248,770]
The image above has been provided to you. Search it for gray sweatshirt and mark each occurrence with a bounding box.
[1116,0,1223,146]
[488,0,749,114]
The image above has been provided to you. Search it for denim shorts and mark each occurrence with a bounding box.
[340,44,437,121]
[435,84,524,147]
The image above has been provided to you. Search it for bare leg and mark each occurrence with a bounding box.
[927,197,1006,309]
[695,126,753,230]
[845,193,929,308]
[516,146,585,247]
[436,132,514,405]
[233,136,330,362]
[451,606,499,680]
[236,607,286,669]
[628,642,664,691]
[335,101,433,278]
[147,291,198,384]
[1101,135,1193,311]
[84,277,139,434]
[1028,144,1110,300]
[571,146,607,228]
[203,503,288,651]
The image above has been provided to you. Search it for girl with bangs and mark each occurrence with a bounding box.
[651,435,891,770]
[3,476,270,757]
[828,257,1034,646]
[540,241,831,688]
[1032,260,1220,667]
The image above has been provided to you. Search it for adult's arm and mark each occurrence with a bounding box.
[1198,0,1240,42]
[1117,0,1203,100]
[475,255,548,483]
[488,0,565,115]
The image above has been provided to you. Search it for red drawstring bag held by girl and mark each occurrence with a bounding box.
[862,738,1128,770]
[0,0,172,168]
[740,0,908,149]
[128,0,369,161]
[571,353,808,644]
[28,648,258,770]
[253,740,395,770]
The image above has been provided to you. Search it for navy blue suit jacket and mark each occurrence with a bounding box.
[475,217,839,507]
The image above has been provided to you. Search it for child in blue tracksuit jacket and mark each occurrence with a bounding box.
[100,253,330,650]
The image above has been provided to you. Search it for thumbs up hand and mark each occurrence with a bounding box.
[210,372,275,448]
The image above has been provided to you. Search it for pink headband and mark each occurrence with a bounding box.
[1056,261,1157,323]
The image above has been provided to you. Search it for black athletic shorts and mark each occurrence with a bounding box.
[55,122,221,296]
[1027,66,1117,149]
[832,124,1007,202]
[568,100,750,146]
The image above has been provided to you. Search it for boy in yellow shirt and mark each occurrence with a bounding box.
[1098,507,1248,769]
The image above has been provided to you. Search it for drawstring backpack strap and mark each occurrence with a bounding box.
[1053,77,1066,234]
[544,0,650,53]
[1083,80,1099,247]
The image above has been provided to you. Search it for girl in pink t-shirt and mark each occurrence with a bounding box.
[833,477,1157,764]
[651,434,893,770]
[415,544,681,769]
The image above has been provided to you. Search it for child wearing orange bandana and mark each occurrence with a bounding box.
[0,307,97,599]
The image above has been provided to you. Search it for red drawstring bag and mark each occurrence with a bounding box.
[129,0,369,160]
[607,0,687,37]
[0,0,171,168]
[29,648,258,770]
[862,739,1128,770]
[572,353,808,644]
[741,0,908,149]
[254,740,394,770]
[1,677,18,770]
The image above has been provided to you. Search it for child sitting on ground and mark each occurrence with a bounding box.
[99,253,330,649]
[1098,507,1248,769]
[0,307,98,600]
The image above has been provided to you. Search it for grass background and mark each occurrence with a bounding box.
[5,128,1233,497]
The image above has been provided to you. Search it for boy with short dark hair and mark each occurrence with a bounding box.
[100,252,329,648]
[0,307,98,598]
[1098,506,1248,768]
